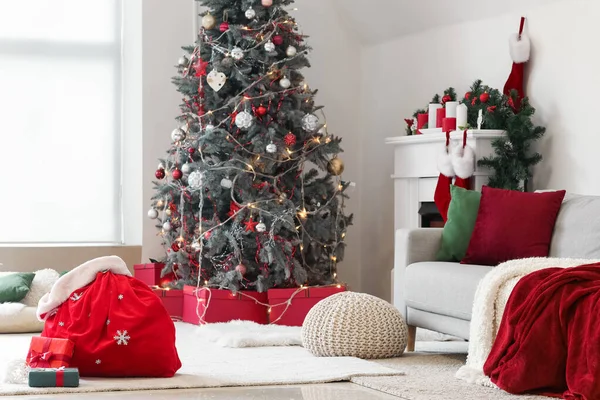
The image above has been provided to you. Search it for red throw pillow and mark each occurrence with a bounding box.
[462,187,565,266]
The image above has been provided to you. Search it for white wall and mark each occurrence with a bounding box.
[359,0,600,299]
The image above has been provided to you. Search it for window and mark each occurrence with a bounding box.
[0,1,122,244]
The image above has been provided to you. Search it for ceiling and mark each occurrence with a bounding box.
[332,0,560,45]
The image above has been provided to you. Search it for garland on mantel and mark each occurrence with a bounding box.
[405,79,545,191]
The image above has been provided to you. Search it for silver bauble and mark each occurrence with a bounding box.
[181,163,192,174]
[279,78,291,89]
[202,13,216,30]
[171,127,186,142]
[188,170,204,189]
[256,222,267,233]
[178,55,188,66]
[147,209,158,219]
[231,47,244,61]
[245,8,256,19]
[235,111,254,129]
[266,142,277,153]
[286,46,297,57]
[205,124,215,132]
[302,114,320,132]
[220,177,233,189]
[264,40,276,52]
[162,221,172,232]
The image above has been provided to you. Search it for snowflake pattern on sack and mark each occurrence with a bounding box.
[58,321,65,327]
[118,294,124,300]
[114,330,130,345]
[95,359,101,364]
[70,293,82,301]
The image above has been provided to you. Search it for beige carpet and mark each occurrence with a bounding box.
[350,342,551,400]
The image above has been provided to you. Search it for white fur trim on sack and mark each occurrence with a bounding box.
[451,144,475,179]
[509,33,530,64]
[437,148,455,177]
[37,256,131,321]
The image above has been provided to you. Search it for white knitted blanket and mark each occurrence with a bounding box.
[456,257,598,387]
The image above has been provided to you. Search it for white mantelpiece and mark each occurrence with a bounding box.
[386,130,505,232]
[386,130,505,308]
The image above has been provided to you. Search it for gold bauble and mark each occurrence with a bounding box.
[202,13,216,30]
[165,209,172,216]
[327,157,345,176]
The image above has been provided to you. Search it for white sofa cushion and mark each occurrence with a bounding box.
[550,194,600,259]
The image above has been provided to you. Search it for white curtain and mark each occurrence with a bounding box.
[0,0,122,243]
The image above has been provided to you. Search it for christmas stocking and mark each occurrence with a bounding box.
[504,17,531,109]
[452,130,475,190]
[434,132,455,222]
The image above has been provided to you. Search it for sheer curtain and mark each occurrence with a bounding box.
[0,0,122,244]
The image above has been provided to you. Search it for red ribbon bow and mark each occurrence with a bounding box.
[29,350,54,368]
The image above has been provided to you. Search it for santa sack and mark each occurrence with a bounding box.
[37,256,181,377]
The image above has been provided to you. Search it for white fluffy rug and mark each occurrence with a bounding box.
[0,322,402,396]
[197,320,302,348]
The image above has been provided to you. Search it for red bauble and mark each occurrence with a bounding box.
[219,22,229,32]
[235,264,247,275]
[171,242,181,252]
[172,169,183,180]
[284,133,297,146]
[272,35,284,46]
[487,106,497,113]
[256,106,268,116]
[442,95,452,104]
[155,168,166,180]
[480,92,490,103]
[188,147,195,154]
[465,92,472,100]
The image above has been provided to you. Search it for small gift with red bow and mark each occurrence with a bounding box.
[28,367,79,388]
[26,337,74,369]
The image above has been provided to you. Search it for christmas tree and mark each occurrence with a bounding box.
[148,0,352,293]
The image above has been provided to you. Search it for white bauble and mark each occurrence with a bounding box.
[231,47,244,61]
[245,7,256,19]
[279,78,291,89]
[266,142,277,153]
[256,222,267,233]
[171,127,186,142]
[264,40,276,52]
[205,124,215,132]
[286,46,297,57]
[178,55,188,66]
[220,177,233,189]
[202,13,216,29]
[148,209,158,219]
[302,114,319,132]
[188,170,204,189]
[235,111,254,129]
[163,221,172,232]
[181,163,192,174]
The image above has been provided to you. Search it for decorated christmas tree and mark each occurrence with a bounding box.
[148,0,352,293]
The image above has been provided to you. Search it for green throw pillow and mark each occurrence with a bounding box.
[0,273,35,303]
[437,186,482,262]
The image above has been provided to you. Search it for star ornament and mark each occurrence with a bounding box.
[244,217,259,232]
[194,58,209,77]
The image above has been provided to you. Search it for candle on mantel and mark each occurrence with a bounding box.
[428,103,442,130]
[456,104,468,129]
[477,109,483,130]
[445,101,459,118]
[436,107,446,128]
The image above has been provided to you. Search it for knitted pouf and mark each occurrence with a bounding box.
[302,292,408,359]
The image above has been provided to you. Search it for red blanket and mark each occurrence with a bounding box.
[484,263,600,399]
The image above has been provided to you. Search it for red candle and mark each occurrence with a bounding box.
[417,113,428,135]
[436,108,446,128]
[442,117,457,133]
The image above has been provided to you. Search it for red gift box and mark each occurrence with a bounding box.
[182,286,268,325]
[442,117,457,133]
[152,288,183,319]
[134,263,176,287]
[26,337,74,369]
[268,285,347,326]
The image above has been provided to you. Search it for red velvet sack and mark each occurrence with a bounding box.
[38,256,181,378]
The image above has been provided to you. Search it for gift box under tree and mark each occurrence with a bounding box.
[268,285,347,326]
[26,337,74,369]
[182,285,268,325]
[29,368,79,388]
[153,287,183,319]
[134,262,176,287]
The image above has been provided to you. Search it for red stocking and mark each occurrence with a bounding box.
[434,133,454,222]
[452,130,475,191]
[504,17,530,110]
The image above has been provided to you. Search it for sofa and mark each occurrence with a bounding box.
[394,193,600,350]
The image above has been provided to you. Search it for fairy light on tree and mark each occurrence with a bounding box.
[149,0,353,292]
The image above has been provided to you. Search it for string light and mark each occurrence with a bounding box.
[331,256,337,262]
[298,208,308,219]
[341,232,346,239]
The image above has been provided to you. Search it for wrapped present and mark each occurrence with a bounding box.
[268,285,347,326]
[183,286,268,325]
[152,288,183,319]
[29,367,79,388]
[133,263,164,286]
[26,337,74,369]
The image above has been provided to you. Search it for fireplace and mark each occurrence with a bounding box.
[419,202,445,228]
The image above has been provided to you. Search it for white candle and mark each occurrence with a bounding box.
[445,101,459,118]
[456,104,468,129]
[477,109,483,130]
[428,103,442,130]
